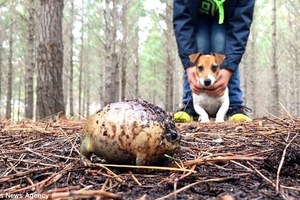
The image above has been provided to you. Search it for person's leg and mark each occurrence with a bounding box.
[175,16,211,122]
[210,20,250,121]
[182,72,191,104]
[210,20,226,54]
[227,69,252,121]
[182,16,211,105]
[228,69,243,107]
[211,20,243,107]
[195,16,211,54]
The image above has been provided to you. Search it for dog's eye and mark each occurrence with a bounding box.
[197,66,204,71]
[211,65,218,72]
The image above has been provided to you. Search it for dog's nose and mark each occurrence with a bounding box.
[204,78,211,86]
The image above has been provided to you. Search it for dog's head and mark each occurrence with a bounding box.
[189,53,225,88]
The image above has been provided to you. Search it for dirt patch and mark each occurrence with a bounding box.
[0,117,299,199]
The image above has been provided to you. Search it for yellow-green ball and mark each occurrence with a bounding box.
[173,111,193,123]
[229,114,252,122]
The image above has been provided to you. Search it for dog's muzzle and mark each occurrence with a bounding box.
[204,78,212,87]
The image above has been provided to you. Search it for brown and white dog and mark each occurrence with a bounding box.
[189,53,229,122]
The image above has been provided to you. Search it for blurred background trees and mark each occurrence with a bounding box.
[0,0,299,120]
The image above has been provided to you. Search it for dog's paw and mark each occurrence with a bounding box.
[215,118,225,122]
[216,117,224,122]
[199,118,210,123]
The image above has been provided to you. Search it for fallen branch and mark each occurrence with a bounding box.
[47,189,123,200]
[180,155,264,167]
[96,163,196,173]
[276,132,299,192]
[247,162,300,194]
[157,174,249,200]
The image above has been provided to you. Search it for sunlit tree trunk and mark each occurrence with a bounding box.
[69,0,75,117]
[17,77,22,121]
[6,23,13,120]
[289,0,300,116]
[112,0,120,102]
[78,0,84,116]
[246,7,258,118]
[296,54,300,115]
[287,4,300,116]
[104,0,119,105]
[120,1,128,101]
[86,78,90,117]
[270,0,279,114]
[296,6,300,116]
[111,0,121,102]
[153,66,158,105]
[287,9,294,115]
[36,0,65,119]
[164,0,175,112]
[82,82,86,117]
[99,67,104,105]
[133,26,140,99]
[0,36,2,118]
[249,30,257,117]
[291,17,300,115]
[25,0,35,119]
[293,10,300,115]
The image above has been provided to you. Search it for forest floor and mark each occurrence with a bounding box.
[0,116,299,200]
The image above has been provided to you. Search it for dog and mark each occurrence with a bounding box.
[189,53,229,122]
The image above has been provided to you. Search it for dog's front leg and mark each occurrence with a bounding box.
[215,89,230,122]
[194,104,210,122]
[215,103,229,122]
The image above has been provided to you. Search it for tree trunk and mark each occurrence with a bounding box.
[104,0,119,105]
[287,10,294,115]
[240,56,247,107]
[292,23,300,115]
[133,27,140,99]
[293,28,300,116]
[112,0,120,102]
[120,2,128,101]
[286,1,300,116]
[296,54,300,115]
[18,77,22,121]
[0,36,2,118]
[78,0,84,116]
[86,82,90,117]
[152,66,157,105]
[249,30,257,117]
[270,0,279,114]
[36,0,65,119]
[69,0,75,117]
[82,83,86,118]
[25,0,35,119]
[6,24,13,120]
[164,0,174,112]
[99,68,104,105]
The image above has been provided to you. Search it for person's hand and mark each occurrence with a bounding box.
[186,66,202,94]
[206,69,232,97]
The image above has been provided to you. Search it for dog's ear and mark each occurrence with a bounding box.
[189,53,202,65]
[212,53,225,66]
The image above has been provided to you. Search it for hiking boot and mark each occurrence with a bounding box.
[173,103,199,123]
[227,106,252,122]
